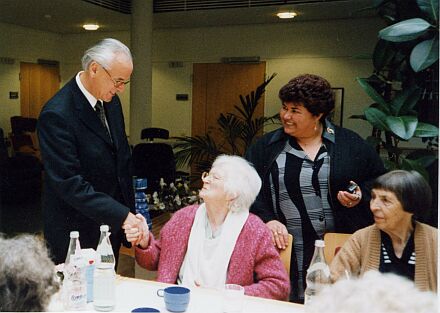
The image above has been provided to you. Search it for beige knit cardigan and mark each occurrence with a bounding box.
[330,221,437,292]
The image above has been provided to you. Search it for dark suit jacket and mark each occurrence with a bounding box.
[38,77,135,264]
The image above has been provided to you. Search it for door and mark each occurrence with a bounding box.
[192,62,266,150]
[20,62,60,119]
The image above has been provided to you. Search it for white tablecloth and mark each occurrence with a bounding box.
[50,276,304,313]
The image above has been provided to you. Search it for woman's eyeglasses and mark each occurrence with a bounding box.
[201,171,221,181]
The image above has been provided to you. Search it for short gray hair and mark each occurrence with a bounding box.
[81,38,132,70]
[211,155,261,212]
[0,234,60,311]
[308,271,438,313]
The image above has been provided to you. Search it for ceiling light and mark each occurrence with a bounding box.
[83,24,100,31]
[276,11,297,19]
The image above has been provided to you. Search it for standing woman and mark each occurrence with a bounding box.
[245,74,386,302]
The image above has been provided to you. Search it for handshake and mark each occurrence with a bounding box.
[123,213,150,248]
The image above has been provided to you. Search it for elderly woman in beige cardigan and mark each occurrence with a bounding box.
[330,170,437,292]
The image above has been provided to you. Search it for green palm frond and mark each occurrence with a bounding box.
[173,72,278,168]
[172,134,223,168]
[217,113,246,154]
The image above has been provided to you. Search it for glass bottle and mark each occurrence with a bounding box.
[63,231,87,310]
[93,225,116,311]
[304,239,331,305]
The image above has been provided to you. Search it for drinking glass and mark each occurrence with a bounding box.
[222,284,244,313]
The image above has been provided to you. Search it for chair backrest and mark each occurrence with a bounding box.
[324,232,351,264]
[278,234,293,277]
[132,142,176,194]
[141,127,169,141]
[10,116,37,134]
[0,128,8,165]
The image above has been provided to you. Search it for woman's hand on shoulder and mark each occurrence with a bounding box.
[337,181,362,208]
[266,220,289,250]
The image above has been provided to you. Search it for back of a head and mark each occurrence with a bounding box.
[0,234,59,311]
[81,38,132,70]
[307,271,438,313]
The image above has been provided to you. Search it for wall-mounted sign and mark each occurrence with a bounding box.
[9,91,19,99]
[176,94,189,101]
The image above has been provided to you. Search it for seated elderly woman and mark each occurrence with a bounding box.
[0,234,60,311]
[330,170,437,292]
[125,155,290,300]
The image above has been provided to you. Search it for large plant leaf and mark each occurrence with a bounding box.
[408,154,438,168]
[172,134,223,168]
[400,157,430,182]
[413,122,439,137]
[390,86,421,115]
[410,37,439,72]
[417,0,439,22]
[379,18,431,42]
[217,113,245,154]
[385,116,418,140]
[357,78,390,113]
[373,39,396,71]
[364,107,389,131]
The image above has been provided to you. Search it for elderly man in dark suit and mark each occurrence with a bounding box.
[38,38,141,266]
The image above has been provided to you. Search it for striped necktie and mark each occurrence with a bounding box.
[95,101,112,140]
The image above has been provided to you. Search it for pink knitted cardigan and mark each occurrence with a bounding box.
[135,205,290,300]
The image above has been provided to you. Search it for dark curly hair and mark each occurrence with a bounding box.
[278,74,335,121]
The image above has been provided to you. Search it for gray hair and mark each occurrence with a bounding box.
[211,155,261,212]
[372,170,432,220]
[0,234,60,311]
[81,38,132,70]
[308,271,438,313]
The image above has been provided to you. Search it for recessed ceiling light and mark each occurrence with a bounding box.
[276,11,297,19]
[83,24,100,31]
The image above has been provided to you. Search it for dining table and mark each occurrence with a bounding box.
[49,275,304,312]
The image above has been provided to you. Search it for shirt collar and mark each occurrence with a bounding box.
[75,72,100,109]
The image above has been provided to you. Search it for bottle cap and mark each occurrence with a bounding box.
[134,178,148,189]
[100,225,109,232]
[315,239,325,247]
[70,231,79,238]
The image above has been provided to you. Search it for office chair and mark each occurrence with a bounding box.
[0,127,42,203]
[323,232,351,264]
[132,128,176,194]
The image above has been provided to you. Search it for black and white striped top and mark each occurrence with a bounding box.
[379,230,416,282]
[271,135,335,300]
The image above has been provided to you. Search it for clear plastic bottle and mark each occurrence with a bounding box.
[63,231,87,311]
[93,225,116,311]
[304,239,331,305]
[134,177,152,229]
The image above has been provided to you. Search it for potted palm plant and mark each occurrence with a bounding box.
[173,73,279,176]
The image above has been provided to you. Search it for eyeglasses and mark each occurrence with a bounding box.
[201,171,222,181]
[101,65,130,88]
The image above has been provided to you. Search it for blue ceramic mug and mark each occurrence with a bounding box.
[157,286,190,312]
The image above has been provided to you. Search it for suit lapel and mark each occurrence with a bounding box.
[73,85,113,147]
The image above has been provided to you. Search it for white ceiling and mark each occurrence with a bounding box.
[0,0,376,34]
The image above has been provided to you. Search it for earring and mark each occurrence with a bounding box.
[314,122,318,132]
